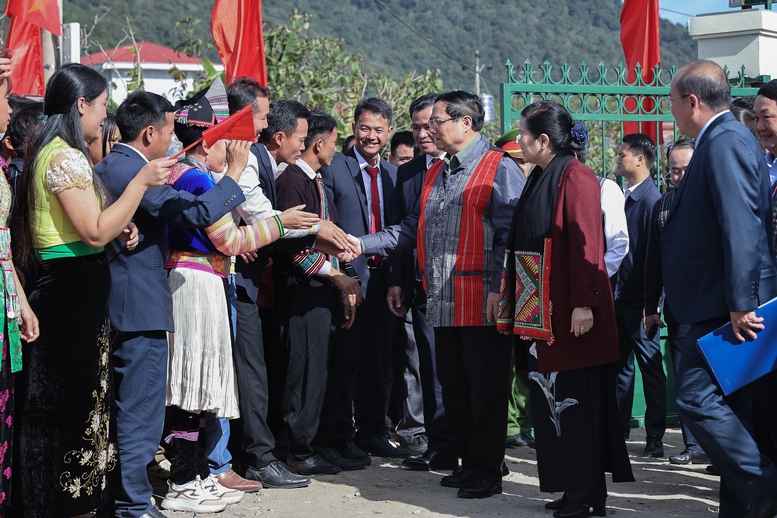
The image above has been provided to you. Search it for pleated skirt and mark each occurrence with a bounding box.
[166,267,239,419]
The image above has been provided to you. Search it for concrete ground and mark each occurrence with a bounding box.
[152,426,721,517]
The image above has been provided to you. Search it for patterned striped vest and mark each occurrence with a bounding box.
[417,148,503,327]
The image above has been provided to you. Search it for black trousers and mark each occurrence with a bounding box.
[277,283,338,458]
[676,317,777,516]
[230,286,276,469]
[615,301,667,438]
[335,268,396,443]
[434,326,512,483]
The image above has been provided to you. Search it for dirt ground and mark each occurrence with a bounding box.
[152,426,721,517]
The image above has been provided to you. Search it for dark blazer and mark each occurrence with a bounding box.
[615,176,661,304]
[274,162,339,287]
[95,143,245,332]
[387,154,428,297]
[320,147,398,298]
[662,112,777,325]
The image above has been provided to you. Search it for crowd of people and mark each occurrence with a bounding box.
[0,53,773,518]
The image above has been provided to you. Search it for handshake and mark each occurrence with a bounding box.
[312,221,364,262]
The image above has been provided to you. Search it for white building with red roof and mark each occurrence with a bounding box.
[81,41,224,104]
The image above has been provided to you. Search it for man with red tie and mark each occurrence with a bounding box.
[320,98,410,460]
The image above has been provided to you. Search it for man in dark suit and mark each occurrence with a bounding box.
[613,133,666,457]
[664,60,777,517]
[386,94,456,471]
[320,97,410,459]
[357,91,525,498]
[94,91,245,518]
[274,110,365,475]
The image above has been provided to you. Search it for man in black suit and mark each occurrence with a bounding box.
[224,81,353,489]
[385,94,456,471]
[320,97,410,459]
[95,91,245,518]
[274,110,365,475]
[613,133,665,457]
[664,60,777,517]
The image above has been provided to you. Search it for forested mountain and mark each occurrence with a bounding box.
[6,0,697,90]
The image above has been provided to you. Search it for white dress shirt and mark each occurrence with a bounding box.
[353,147,385,229]
[231,145,310,238]
[600,177,630,277]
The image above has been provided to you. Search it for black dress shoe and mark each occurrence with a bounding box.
[506,431,536,448]
[644,435,664,458]
[545,495,568,510]
[287,452,342,475]
[441,466,471,487]
[706,464,720,476]
[457,478,502,499]
[553,503,606,517]
[336,440,372,465]
[669,448,710,465]
[354,435,413,458]
[316,446,368,470]
[748,491,777,518]
[402,450,458,471]
[246,460,311,488]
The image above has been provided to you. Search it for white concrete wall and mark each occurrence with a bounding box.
[690,9,777,79]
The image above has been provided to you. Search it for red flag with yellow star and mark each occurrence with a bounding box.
[5,0,61,36]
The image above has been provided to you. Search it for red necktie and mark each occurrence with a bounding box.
[365,166,382,265]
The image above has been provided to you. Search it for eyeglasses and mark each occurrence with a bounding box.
[428,117,459,129]
[668,94,688,105]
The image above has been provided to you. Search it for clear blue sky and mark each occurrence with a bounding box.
[659,0,757,25]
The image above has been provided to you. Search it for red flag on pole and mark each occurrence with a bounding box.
[212,0,267,86]
[5,0,61,36]
[620,0,661,143]
[5,16,45,96]
[173,104,256,159]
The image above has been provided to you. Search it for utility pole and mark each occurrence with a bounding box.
[475,50,480,95]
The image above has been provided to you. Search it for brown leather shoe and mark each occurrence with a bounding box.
[215,469,262,493]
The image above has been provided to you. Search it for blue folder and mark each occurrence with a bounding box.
[697,296,777,396]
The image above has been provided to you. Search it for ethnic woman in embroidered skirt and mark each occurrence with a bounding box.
[160,86,317,513]
[0,77,41,517]
[11,64,172,517]
[497,101,633,518]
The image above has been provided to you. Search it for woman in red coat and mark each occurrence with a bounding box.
[498,101,633,518]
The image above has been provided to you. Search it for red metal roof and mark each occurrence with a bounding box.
[81,41,203,66]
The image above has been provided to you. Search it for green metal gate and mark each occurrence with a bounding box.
[500,59,761,185]
[499,59,763,428]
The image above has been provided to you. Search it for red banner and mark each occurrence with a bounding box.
[5,0,61,36]
[620,0,661,144]
[212,0,267,87]
[6,16,45,96]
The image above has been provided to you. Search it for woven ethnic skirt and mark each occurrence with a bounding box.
[18,253,116,517]
[167,267,239,419]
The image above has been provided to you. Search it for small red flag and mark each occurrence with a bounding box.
[5,0,61,36]
[620,0,662,144]
[212,0,267,86]
[202,104,255,146]
[6,16,45,96]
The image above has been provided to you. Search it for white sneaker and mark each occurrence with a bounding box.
[203,473,244,504]
[161,478,227,513]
